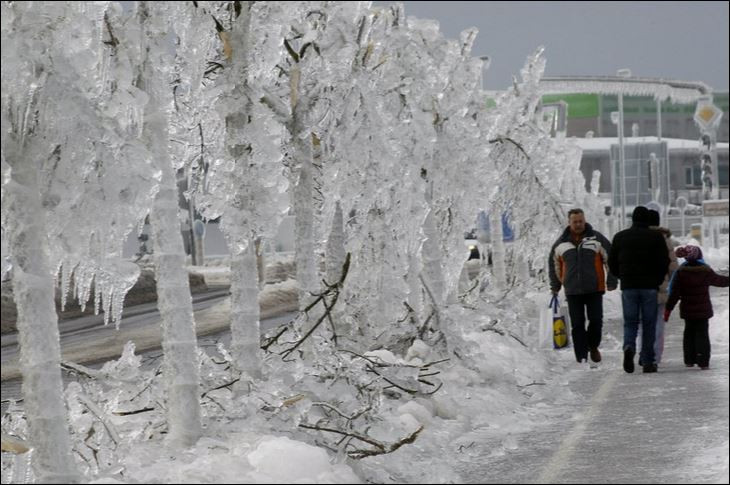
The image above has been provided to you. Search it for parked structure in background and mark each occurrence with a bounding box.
[573,137,729,206]
[533,76,727,235]
[539,90,728,142]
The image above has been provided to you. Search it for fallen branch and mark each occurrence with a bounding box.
[280,254,350,359]
[200,378,241,399]
[61,360,102,379]
[418,274,441,332]
[516,381,545,389]
[261,324,291,352]
[348,425,424,460]
[112,407,155,416]
[299,423,384,451]
[365,365,418,395]
[488,136,529,160]
[75,392,120,447]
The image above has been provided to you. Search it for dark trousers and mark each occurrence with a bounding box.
[566,293,603,362]
[683,318,711,367]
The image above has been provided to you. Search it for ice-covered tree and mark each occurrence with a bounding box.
[130,1,204,445]
[325,8,486,338]
[254,2,371,311]
[481,48,579,283]
[310,5,430,344]
[1,1,158,479]
[191,1,294,378]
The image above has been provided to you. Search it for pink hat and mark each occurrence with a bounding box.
[675,245,702,261]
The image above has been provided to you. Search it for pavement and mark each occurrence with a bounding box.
[454,313,730,483]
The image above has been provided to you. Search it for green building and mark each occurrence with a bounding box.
[540,92,729,142]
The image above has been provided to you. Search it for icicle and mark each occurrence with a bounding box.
[93,282,101,316]
[75,266,94,314]
[11,450,34,484]
[59,261,74,312]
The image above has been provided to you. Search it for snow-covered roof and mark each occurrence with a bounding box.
[570,136,730,153]
[540,76,712,104]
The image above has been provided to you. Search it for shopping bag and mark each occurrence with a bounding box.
[550,295,570,349]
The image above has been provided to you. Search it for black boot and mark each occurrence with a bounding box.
[623,347,635,373]
[589,347,602,363]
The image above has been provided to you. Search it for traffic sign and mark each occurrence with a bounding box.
[694,99,723,130]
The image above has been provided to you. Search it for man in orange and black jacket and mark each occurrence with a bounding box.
[549,208,617,364]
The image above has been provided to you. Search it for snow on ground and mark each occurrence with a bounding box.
[88,434,360,484]
[188,251,296,286]
[704,240,730,346]
[2,243,728,483]
[174,238,726,484]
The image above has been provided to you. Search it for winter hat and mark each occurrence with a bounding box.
[675,245,703,261]
[631,206,650,226]
[647,209,660,227]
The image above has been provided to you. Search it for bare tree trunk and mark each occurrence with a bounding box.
[421,208,444,318]
[148,162,203,446]
[293,133,319,309]
[139,0,201,447]
[5,145,79,482]
[229,239,262,377]
[407,252,423,319]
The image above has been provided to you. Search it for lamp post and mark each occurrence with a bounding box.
[610,111,621,227]
[616,68,632,229]
[479,55,491,91]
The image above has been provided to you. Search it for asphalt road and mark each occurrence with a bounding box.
[1,285,297,401]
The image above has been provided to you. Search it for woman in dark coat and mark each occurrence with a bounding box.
[665,245,729,369]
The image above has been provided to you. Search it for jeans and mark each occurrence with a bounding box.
[622,289,658,365]
[566,293,603,362]
[638,303,665,364]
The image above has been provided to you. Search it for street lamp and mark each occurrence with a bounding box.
[479,55,491,91]
[616,68,631,229]
[610,111,625,229]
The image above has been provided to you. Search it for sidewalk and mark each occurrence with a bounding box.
[455,314,730,483]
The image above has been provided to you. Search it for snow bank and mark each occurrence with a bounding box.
[92,434,360,484]
[710,303,729,347]
[700,240,729,347]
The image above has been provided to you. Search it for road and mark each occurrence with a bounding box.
[0,286,231,349]
[1,285,297,400]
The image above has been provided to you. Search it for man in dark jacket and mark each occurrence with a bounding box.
[549,208,617,364]
[609,206,670,374]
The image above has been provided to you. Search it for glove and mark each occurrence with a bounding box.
[663,309,671,322]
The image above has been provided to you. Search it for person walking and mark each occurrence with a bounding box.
[665,245,729,370]
[608,206,670,374]
[548,208,617,365]
[637,209,678,367]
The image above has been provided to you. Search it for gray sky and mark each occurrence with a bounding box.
[374,1,729,92]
